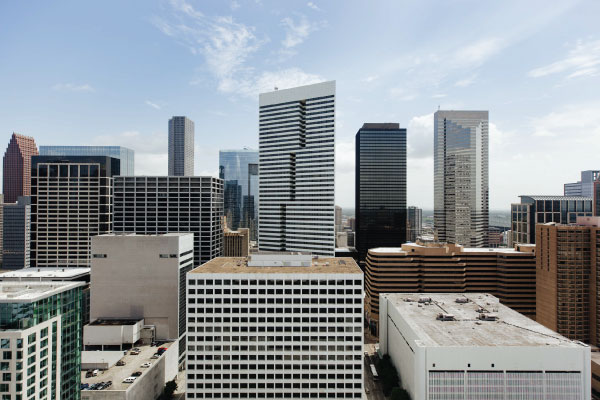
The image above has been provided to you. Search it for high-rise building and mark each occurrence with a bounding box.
[186,254,363,399]
[595,179,600,216]
[3,196,31,269]
[219,148,259,240]
[258,81,336,256]
[31,156,119,268]
[536,217,600,346]
[90,233,193,364]
[223,227,250,257]
[39,145,134,175]
[379,293,591,400]
[365,243,536,333]
[564,170,600,197]
[406,206,422,242]
[0,281,83,400]
[0,194,3,266]
[355,123,407,263]
[434,110,489,247]
[335,205,342,233]
[168,116,194,176]
[511,195,593,244]
[3,133,38,203]
[113,176,223,265]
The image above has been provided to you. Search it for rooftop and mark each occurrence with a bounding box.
[97,232,192,238]
[0,281,84,303]
[370,243,533,256]
[382,293,584,348]
[190,256,361,275]
[519,195,592,201]
[0,267,90,280]
[89,319,142,326]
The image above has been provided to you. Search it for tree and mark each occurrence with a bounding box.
[158,380,178,399]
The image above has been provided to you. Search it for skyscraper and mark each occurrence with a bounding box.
[3,196,31,269]
[168,116,194,176]
[355,123,407,263]
[564,170,600,197]
[258,81,336,256]
[434,110,489,247]
[219,148,259,240]
[406,206,422,242]
[3,133,38,203]
[39,145,134,175]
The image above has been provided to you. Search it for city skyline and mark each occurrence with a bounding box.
[1,1,599,209]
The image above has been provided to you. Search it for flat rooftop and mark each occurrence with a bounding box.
[89,319,142,326]
[190,256,361,274]
[0,267,90,280]
[383,293,585,348]
[81,341,173,391]
[97,232,192,238]
[0,281,84,303]
[370,245,532,255]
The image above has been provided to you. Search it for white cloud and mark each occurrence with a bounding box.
[529,38,600,79]
[362,75,378,83]
[92,131,167,175]
[53,83,95,92]
[236,68,325,97]
[307,2,321,11]
[280,15,321,49]
[432,93,447,98]
[230,1,241,10]
[407,113,433,159]
[454,76,476,87]
[453,37,506,68]
[145,100,161,110]
[388,87,416,101]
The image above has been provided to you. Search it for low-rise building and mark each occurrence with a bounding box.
[224,227,249,257]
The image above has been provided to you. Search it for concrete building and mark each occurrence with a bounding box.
[224,227,249,257]
[565,170,600,197]
[592,352,600,399]
[31,155,120,268]
[0,281,84,400]
[258,81,336,256]
[406,206,422,242]
[365,243,536,333]
[536,217,600,347]
[186,254,363,399]
[3,132,38,203]
[379,293,591,400]
[511,195,593,244]
[40,145,135,175]
[90,233,194,365]
[335,205,342,234]
[595,179,600,216]
[355,123,407,264]
[336,231,348,248]
[168,116,194,176]
[113,176,223,265]
[434,110,489,247]
[2,196,30,269]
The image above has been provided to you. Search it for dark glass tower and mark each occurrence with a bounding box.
[355,123,407,265]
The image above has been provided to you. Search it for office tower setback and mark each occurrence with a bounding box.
[113,176,223,265]
[355,123,407,263]
[168,116,194,176]
[186,254,363,399]
[365,243,536,333]
[219,148,259,240]
[3,196,31,269]
[223,227,250,257]
[3,133,38,203]
[511,195,593,244]
[564,170,600,197]
[90,233,193,364]
[407,206,423,242]
[39,145,135,175]
[258,81,336,256]
[31,156,119,268]
[434,110,489,247]
[536,217,600,346]
[0,281,83,400]
[379,293,591,400]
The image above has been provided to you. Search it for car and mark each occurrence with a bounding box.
[151,353,159,359]
[92,369,99,376]
[151,341,157,347]
[123,377,136,383]
[116,360,126,366]
[131,371,142,377]
[130,350,140,355]
[104,381,112,389]
[131,347,140,351]
[85,370,93,378]
[80,383,89,390]
[141,362,152,368]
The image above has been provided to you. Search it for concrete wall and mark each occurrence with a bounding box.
[84,321,143,346]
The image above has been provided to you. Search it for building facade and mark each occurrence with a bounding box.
[565,170,600,197]
[434,110,489,247]
[219,148,259,240]
[355,123,407,264]
[113,176,223,265]
[258,81,336,256]
[379,293,591,400]
[186,254,363,399]
[168,116,194,176]
[0,281,83,400]
[406,206,422,242]
[223,228,249,257]
[2,196,31,269]
[511,195,593,244]
[3,133,38,203]
[31,156,119,268]
[39,145,134,175]
[365,243,536,333]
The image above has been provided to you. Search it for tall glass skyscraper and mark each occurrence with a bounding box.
[39,145,134,175]
[168,116,194,176]
[355,123,407,264]
[219,148,259,240]
[434,110,489,247]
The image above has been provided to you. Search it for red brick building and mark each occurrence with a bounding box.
[3,133,38,203]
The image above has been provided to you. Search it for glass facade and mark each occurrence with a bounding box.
[355,123,407,264]
[39,146,134,176]
[219,149,259,240]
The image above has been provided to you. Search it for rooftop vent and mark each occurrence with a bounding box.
[455,298,469,304]
[478,313,498,321]
[436,313,455,321]
[418,297,432,304]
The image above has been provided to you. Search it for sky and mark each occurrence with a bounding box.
[0,0,599,210]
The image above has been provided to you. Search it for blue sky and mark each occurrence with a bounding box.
[1,0,599,209]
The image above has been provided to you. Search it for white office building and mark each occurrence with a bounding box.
[258,81,336,256]
[186,254,363,399]
[379,293,591,400]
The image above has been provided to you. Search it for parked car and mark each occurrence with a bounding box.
[130,350,140,355]
[141,362,152,368]
[104,381,112,389]
[92,369,99,376]
[85,370,93,378]
[80,383,89,390]
[151,353,159,359]
[116,360,126,366]
[123,377,136,383]
[131,371,142,377]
